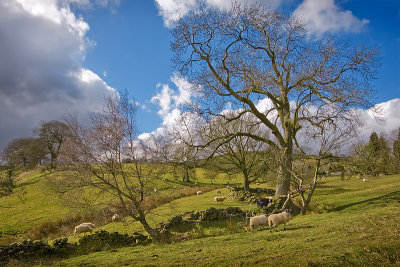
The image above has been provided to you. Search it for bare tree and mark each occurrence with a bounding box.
[35,120,69,170]
[289,117,357,214]
[172,3,379,198]
[62,92,162,240]
[202,113,274,191]
[1,137,45,168]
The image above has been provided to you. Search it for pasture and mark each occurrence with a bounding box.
[1,169,400,266]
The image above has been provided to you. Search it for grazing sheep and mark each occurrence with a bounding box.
[268,209,292,232]
[256,197,273,210]
[80,222,95,229]
[216,189,221,194]
[249,215,268,231]
[74,223,94,236]
[214,196,227,202]
[154,188,157,192]
[197,191,203,195]
[112,214,120,222]
[363,178,368,182]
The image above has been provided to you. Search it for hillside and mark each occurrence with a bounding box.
[54,175,400,265]
[1,170,400,266]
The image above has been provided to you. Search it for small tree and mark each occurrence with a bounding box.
[2,137,45,168]
[202,113,274,191]
[62,92,162,240]
[35,120,69,170]
[289,118,357,214]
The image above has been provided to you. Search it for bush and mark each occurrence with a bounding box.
[229,187,275,202]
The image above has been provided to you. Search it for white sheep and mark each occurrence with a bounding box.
[268,209,292,232]
[80,222,95,229]
[249,215,268,231]
[216,189,221,194]
[363,178,368,182]
[111,214,120,222]
[197,191,203,195]
[214,196,227,202]
[74,223,94,236]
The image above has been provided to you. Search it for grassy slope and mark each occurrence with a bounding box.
[54,175,400,266]
[0,170,70,242]
[0,167,242,244]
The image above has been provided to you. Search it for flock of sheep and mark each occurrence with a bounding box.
[73,189,292,237]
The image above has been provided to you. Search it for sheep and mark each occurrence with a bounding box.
[216,189,221,194]
[80,222,95,229]
[214,196,227,202]
[197,191,203,195]
[154,188,157,192]
[268,209,292,232]
[363,178,368,182]
[249,215,268,231]
[74,223,94,236]
[111,214,120,222]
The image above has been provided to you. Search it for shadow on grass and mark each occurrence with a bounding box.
[331,191,400,212]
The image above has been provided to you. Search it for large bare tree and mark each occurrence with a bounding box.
[62,92,162,240]
[172,3,379,198]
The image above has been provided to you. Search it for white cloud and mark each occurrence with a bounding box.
[0,0,116,148]
[357,98,400,140]
[154,0,282,27]
[140,74,202,144]
[151,73,198,118]
[293,0,369,36]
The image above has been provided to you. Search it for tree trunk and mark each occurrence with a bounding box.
[243,171,250,192]
[275,147,292,198]
[139,216,160,241]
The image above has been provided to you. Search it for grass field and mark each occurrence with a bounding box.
[55,175,400,266]
[1,170,400,266]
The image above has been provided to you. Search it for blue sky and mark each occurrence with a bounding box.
[82,0,400,134]
[0,0,399,149]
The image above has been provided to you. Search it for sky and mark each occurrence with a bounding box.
[0,0,399,150]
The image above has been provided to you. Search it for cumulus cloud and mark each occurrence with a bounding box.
[357,98,400,141]
[293,0,369,36]
[139,74,201,142]
[154,0,282,27]
[151,73,199,120]
[0,0,115,148]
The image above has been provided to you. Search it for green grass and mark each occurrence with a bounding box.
[0,170,71,243]
[51,174,400,266]
[2,169,400,266]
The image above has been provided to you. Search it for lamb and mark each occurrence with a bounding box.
[363,178,368,182]
[197,191,203,195]
[112,214,120,222]
[216,189,221,194]
[249,215,268,231]
[74,223,94,236]
[268,209,292,232]
[214,196,227,202]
